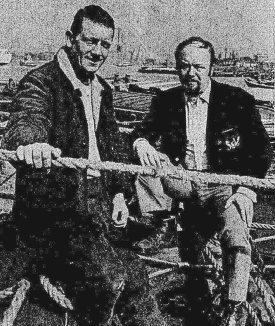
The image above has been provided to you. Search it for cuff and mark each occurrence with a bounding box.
[236,186,257,203]
[133,138,149,151]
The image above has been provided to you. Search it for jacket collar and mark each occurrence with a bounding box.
[57,47,104,100]
[57,47,91,91]
[57,47,104,91]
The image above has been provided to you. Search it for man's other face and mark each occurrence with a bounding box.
[71,18,113,74]
[176,44,212,95]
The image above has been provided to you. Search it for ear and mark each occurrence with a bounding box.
[65,30,73,47]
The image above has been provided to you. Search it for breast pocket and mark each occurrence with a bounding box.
[214,127,242,153]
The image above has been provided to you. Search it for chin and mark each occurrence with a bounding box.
[82,60,103,73]
[83,65,99,73]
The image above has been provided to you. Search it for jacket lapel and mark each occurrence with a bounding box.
[205,80,221,148]
[173,87,187,129]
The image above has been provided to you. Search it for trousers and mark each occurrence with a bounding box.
[136,174,252,302]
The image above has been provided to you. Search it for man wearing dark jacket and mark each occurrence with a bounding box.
[132,37,272,325]
[0,5,166,326]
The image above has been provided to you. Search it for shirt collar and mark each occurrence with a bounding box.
[184,80,211,104]
[200,80,211,104]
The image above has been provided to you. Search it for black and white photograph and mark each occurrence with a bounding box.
[0,1,274,325]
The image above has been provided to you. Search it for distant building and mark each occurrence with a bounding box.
[254,53,269,62]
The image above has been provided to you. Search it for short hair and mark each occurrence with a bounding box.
[175,36,216,68]
[70,5,115,36]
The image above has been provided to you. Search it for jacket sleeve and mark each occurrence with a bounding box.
[1,71,53,150]
[240,94,272,178]
[131,93,168,148]
[100,87,134,200]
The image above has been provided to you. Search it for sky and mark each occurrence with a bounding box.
[0,0,274,60]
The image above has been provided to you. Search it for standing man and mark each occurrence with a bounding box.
[132,36,272,325]
[0,5,166,326]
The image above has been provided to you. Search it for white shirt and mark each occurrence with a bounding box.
[57,48,103,177]
[184,82,211,171]
[184,82,256,201]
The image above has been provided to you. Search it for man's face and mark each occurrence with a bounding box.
[176,44,212,95]
[70,18,113,74]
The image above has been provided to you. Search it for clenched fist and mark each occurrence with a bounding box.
[16,143,62,168]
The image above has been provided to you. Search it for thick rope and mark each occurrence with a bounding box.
[202,246,268,326]
[1,279,30,326]
[0,286,15,300]
[250,274,275,323]
[250,223,275,231]
[1,149,275,191]
[243,301,263,326]
[138,254,213,270]
[40,276,73,311]
[253,235,275,243]
[202,246,225,286]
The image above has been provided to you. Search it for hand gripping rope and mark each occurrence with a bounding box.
[0,149,275,325]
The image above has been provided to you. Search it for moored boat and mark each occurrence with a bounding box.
[128,80,180,93]
[244,76,274,89]
[138,66,177,74]
[20,53,37,67]
[19,59,37,67]
[0,49,12,66]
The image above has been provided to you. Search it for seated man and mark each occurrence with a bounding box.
[0,5,166,326]
[131,37,272,325]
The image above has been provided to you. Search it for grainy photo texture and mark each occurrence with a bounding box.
[0,1,274,325]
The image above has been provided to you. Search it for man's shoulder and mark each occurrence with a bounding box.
[155,85,183,99]
[211,79,254,102]
[20,58,62,84]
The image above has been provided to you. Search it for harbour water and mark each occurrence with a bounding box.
[1,59,274,103]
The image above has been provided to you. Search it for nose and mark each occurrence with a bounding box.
[188,65,196,76]
[90,42,102,55]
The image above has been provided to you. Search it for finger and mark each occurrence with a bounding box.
[16,145,25,161]
[161,159,172,168]
[146,153,157,167]
[111,208,118,221]
[41,147,52,168]
[247,203,253,227]
[225,198,233,209]
[152,152,162,168]
[24,146,35,166]
[146,152,157,167]
[121,209,129,223]
[140,154,151,166]
[242,200,252,226]
[159,153,171,165]
[239,203,247,224]
[32,146,43,168]
[52,147,62,158]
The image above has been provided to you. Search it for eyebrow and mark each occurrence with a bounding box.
[178,61,206,67]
